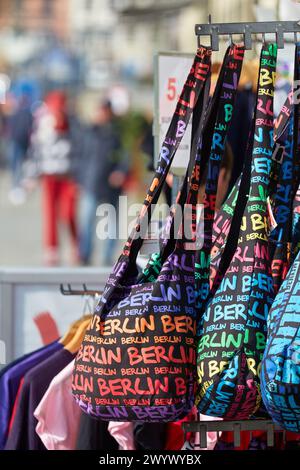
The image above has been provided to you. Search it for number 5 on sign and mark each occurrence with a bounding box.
[155,53,194,169]
[167,78,176,101]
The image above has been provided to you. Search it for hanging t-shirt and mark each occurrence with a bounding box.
[5,348,74,450]
[76,414,119,450]
[34,360,81,450]
[0,341,61,449]
[107,421,135,451]
[133,423,166,450]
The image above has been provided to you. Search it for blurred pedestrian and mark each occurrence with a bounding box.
[29,90,79,265]
[6,94,33,204]
[78,99,128,266]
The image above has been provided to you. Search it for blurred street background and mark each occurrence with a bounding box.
[0,0,299,267]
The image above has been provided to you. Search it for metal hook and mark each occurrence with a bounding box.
[262,32,266,44]
[295,31,299,45]
[208,13,212,24]
[243,24,252,50]
[93,292,101,311]
[229,33,233,46]
[82,293,93,316]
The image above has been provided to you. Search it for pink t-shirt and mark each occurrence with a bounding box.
[34,359,80,450]
[108,422,135,450]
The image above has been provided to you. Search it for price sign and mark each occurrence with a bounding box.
[154,53,194,173]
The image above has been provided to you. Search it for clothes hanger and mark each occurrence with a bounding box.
[64,317,91,354]
[60,295,93,346]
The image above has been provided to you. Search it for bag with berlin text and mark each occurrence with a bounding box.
[72,47,212,422]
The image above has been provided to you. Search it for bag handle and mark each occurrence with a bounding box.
[201,45,245,252]
[209,43,277,297]
[176,44,245,251]
[248,43,277,201]
[157,73,212,255]
[122,47,212,263]
[136,60,212,285]
[270,44,300,248]
[152,51,230,261]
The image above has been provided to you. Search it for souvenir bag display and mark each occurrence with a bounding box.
[72,46,212,422]
[261,249,300,432]
[196,43,277,419]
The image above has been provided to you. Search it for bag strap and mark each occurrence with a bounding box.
[210,71,297,289]
[122,47,212,263]
[210,43,277,296]
[248,43,277,201]
[136,61,212,285]
[176,44,245,251]
[201,45,245,253]
[270,44,300,248]
[159,70,212,254]
[158,47,233,259]
[270,44,300,246]
[193,44,244,311]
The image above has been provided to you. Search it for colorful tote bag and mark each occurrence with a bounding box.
[196,43,277,419]
[72,46,212,422]
[261,251,300,432]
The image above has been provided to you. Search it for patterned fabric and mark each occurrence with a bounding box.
[72,47,212,422]
[261,253,300,432]
[210,84,295,291]
[268,45,300,294]
[196,43,277,419]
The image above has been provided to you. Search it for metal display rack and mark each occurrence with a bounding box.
[195,18,300,50]
[182,420,283,449]
[182,18,299,448]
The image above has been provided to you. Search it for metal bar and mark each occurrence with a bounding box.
[182,419,284,449]
[267,423,275,447]
[0,267,111,284]
[199,424,208,448]
[60,284,103,296]
[195,20,300,37]
[233,423,241,448]
[182,420,282,433]
[195,20,300,51]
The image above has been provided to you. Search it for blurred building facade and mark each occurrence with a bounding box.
[0,0,69,39]
[0,0,296,110]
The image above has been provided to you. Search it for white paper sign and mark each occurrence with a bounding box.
[156,53,194,172]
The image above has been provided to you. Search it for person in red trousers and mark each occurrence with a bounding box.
[30,91,79,265]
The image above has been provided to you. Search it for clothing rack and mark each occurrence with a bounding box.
[59,283,102,296]
[183,18,296,447]
[182,420,283,449]
[195,18,300,50]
